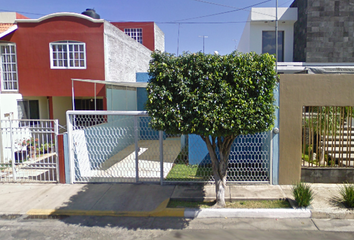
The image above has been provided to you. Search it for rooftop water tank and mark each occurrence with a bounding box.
[81,9,100,19]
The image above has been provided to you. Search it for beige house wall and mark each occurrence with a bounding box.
[52,97,72,130]
[24,96,49,119]
[279,74,354,184]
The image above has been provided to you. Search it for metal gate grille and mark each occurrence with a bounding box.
[163,132,271,183]
[302,106,354,167]
[0,119,59,182]
[67,111,271,183]
[67,111,162,183]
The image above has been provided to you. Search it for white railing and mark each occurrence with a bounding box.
[0,119,59,182]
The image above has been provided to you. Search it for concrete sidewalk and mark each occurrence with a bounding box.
[0,183,352,219]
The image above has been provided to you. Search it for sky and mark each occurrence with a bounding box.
[1,0,293,55]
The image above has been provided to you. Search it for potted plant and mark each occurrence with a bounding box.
[14,138,28,163]
[25,138,39,159]
[40,143,55,154]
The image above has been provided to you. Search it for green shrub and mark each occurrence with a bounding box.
[340,184,354,208]
[292,182,314,208]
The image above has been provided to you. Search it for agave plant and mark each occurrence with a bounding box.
[340,184,354,208]
[292,182,314,208]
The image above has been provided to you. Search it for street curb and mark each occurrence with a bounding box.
[25,199,183,218]
[24,208,312,219]
[184,208,312,218]
[311,210,354,219]
[25,198,312,219]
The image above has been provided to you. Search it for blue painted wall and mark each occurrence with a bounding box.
[271,84,280,185]
[106,87,137,111]
[136,73,161,140]
[188,133,271,166]
[63,133,71,184]
[136,72,150,83]
[137,88,148,111]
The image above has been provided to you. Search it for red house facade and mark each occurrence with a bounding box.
[0,10,164,129]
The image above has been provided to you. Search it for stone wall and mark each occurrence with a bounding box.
[302,168,354,183]
[290,0,307,62]
[291,0,354,62]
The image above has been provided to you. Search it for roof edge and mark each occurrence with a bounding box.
[0,25,18,39]
[71,78,148,88]
[15,12,104,23]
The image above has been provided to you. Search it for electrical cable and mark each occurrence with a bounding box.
[175,0,272,22]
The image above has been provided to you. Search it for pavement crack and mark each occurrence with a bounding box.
[311,219,320,231]
[89,185,113,210]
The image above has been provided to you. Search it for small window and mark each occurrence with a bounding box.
[50,41,86,69]
[262,31,284,62]
[0,43,18,91]
[124,29,143,44]
[74,98,103,110]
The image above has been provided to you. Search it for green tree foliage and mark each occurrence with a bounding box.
[146,51,277,207]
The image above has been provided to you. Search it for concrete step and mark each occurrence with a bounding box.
[322,141,354,147]
[334,130,354,136]
[327,152,354,159]
[310,149,354,159]
[324,146,354,152]
[324,135,354,141]
[343,124,354,129]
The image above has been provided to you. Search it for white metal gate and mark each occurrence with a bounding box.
[67,111,271,184]
[0,119,59,182]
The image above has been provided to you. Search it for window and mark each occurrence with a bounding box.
[74,98,103,110]
[124,28,143,44]
[74,98,105,127]
[0,43,18,91]
[17,99,39,121]
[262,31,284,62]
[50,41,86,69]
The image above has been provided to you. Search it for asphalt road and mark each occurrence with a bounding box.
[0,216,354,240]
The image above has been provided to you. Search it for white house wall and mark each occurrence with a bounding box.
[249,22,294,62]
[154,23,165,52]
[0,93,22,119]
[0,12,18,23]
[238,14,251,53]
[103,21,151,83]
[238,7,297,62]
[250,8,297,22]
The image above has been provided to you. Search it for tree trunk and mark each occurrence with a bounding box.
[214,170,227,208]
[201,135,236,208]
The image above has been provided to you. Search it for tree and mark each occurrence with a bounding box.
[146,51,277,207]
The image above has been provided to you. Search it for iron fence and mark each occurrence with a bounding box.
[0,119,59,182]
[302,106,354,167]
[67,111,271,184]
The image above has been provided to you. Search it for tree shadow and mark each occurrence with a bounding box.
[328,196,347,209]
[54,215,192,230]
[30,183,206,230]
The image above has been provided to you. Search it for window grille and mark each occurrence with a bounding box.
[0,43,18,91]
[50,41,86,69]
[124,28,143,44]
